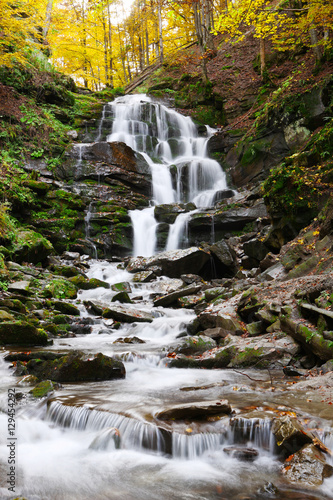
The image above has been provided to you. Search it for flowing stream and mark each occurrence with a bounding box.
[0,96,333,500]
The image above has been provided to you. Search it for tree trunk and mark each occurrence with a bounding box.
[158,0,164,64]
[260,37,266,78]
[309,27,322,63]
[43,0,53,40]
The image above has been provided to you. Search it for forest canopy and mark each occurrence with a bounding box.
[0,0,332,88]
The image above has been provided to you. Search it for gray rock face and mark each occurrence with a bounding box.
[84,302,155,323]
[154,203,196,224]
[126,247,211,278]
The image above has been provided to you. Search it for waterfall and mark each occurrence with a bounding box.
[84,202,98,259]
[107,95,228,256]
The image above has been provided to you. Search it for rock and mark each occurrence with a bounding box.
[0,322,48,346]
[7,281,31,296]
[174,335,217,355]
[246,321,266,336]
[0,310,15,321]
[200,327,230,341]
[271,416,314,456]
[243,238,269,262]
[282,444,333,487]
[212,189,235,203]
[154,203,196,224]
[204,287,227,302]
[111,291,132,304]
[11,230,54,265]
[208,239,237,275]
[180,274,203,285]
[153,284,202,307]
[127,247,211,278]
[133,270,157,282]
[223,446,259,462]
[63,251,81,260]
[178,293,205,308]
[155,400,231,420]
[320,359,333,374]
[29,380,56,398]
[99,303,154,323]
[52,301,80,316]
[113,336,145,344]
[111,282,132,293]
[26,351,125,382]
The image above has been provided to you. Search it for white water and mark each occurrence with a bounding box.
[1,262,333,499]
[107,94,228,256]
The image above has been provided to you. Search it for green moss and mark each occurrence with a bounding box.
[43,278,77,299]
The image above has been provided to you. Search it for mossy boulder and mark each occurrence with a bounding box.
[11,230,54,265]
[43,279,77,299]
[69,275,109,290]
[26,351,125,382]
[174,335,217,356]
[0,321,48,346]
[29,380,55,398]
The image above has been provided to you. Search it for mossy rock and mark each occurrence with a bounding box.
[53,314,71,324]
[26,351,126,382]
[111,282,131,293]
[23,180,50,195]
[0,321,48,346]
[52,300,80,316]
[12,230,54,265]
[29,380,55,398]
[0,310,15,321]
[111,291,132,304]
[0,298,27,314]
[43,278,77,299]
[69,275,109,290]
[175,335,217,356]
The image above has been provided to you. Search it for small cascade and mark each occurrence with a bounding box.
[107,94,228,256]
[166,210,195,251]
[84,201,98,258]
[229,417,275,453]
[73,143,85,179]
[46,401,169,454]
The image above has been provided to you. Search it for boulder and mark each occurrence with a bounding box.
[208,239,237,276]
[7,281,31,296]
[155,400,231,420]
[173,335,217,356]
[126,247,211,278]
[84,302,154,323]
[26,351,125,382]
[12,230,54,265]
[0,322,48,346]
[153,284,202,307]
[282,444,333,487]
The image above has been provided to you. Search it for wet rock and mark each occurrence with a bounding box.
[156,399,231,420]
[29,380,56,398]
[111,291,133,304]
[246,321,266,336]
[69,275,110,290]
[207,239,237,275]
[282,444,333,487]
[0,322,49,346]
[127,247,211,278]
[212,189,235,203]
[100,304,154,323]
[272,416,314,456]
[133,270,157,282]
[63,251,81,261]
[153,284,202,307]
[181,274,203,285]
[320,359,333,373]
[113,336,145,344]
[111,282,132,293]
[154,203,196,224]
[174,335,217,356]
[52,301,80,316]
[204,287,227,302]
[223,446,259,462]
[25,351,126,382]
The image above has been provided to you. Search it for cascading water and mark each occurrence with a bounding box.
[107,94,228,256]
[1,96,332,500]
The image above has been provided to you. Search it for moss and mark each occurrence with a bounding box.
[29,380,55,398]
[43,278,77,299]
